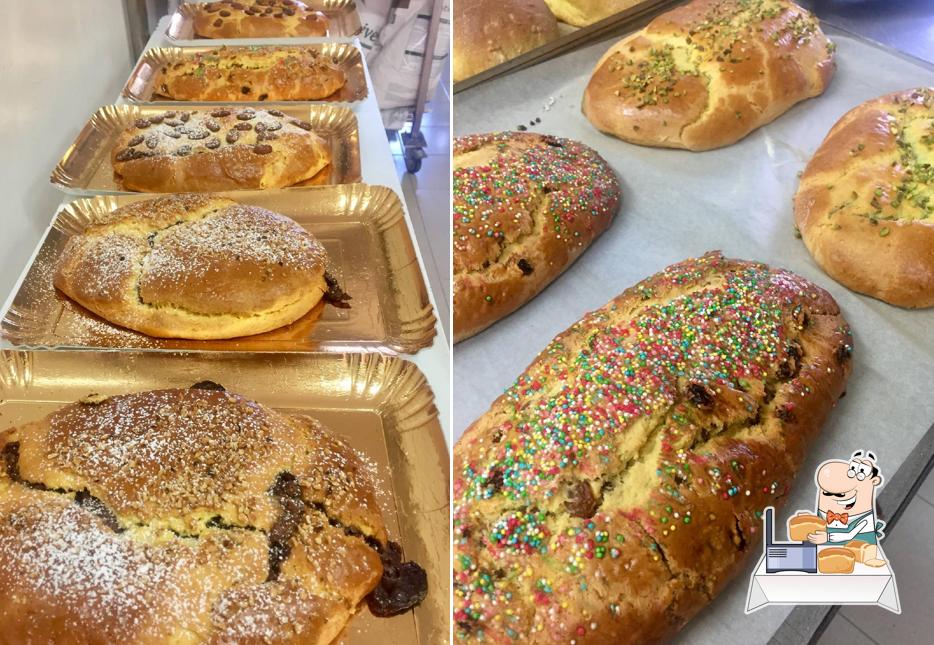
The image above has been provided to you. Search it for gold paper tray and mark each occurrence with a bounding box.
[123,44,368,104]
[50,104,361,194]
[166,0,363,41]
[1,185,436,353]
[0,349,450,645]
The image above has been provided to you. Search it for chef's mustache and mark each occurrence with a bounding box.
[821,490,849,498]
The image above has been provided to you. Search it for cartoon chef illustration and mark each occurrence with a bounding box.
[800,450,887,566]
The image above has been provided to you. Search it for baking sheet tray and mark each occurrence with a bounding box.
[453,26,934,644]
[123,44,368,105]
[0,349,449,645]
[452,0,675,93]
[166,0,363,43]
[50,103,361,194]
[0,185,435,354]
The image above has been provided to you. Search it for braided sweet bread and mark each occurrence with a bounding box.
[454,252,852,643]
[111,108,331,192]
[157,46,346,102]
[0,384,427,644]
[191,0,329,38]
[53,193,330,339]
[795,88,934,307]
[583,0,835,150]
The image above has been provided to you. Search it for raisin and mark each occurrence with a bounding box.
[205,137,221,149]
[190,380,226,391]
[235,122,253,131]
[127,135,144,147]
[366,541,428,617]
[687,381,714,408]
[564,480,600,518]
[205,119,221,132]
[323,271,352,308]
[517,258,533,275]
[176,145,192,156]
[291,119,312,131]
[211,109,231,117]
[134,118,151,128]
[254,144,273,154]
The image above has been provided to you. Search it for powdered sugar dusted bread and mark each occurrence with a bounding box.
[53,193,329,339]
[454,252,852,643]
[111,107,330,192]
[191,0,329,38]
[0,384,423,644]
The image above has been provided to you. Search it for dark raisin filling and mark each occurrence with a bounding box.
[323,272,352,308]
[190,380,226,392]
[366,541,428,617]
[517,258,533,275]
[266,471,306,582]
[564,480,600,518]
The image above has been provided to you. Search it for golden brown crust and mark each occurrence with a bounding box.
[453,0,560,83]
[111,108,330,193]
[794,88,934,308]
[0,387,386,644]
[157,46,346,102]
[788,514,825,541]
[818,547,855,574]
[453,252,852,643]
[452,132,621,342]
[543,0,642,27]
[53,193,328,339]
[582,0,835,151]
[191,0,329,38]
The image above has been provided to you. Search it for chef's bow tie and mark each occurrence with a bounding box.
[826,511,848,524]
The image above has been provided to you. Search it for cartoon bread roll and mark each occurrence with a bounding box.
[818,547,856,573]
[789,513,826,541]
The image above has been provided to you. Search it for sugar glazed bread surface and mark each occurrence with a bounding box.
[543,0,642,27]
[158,46,347,102]
[453,252,853,643]
[794,88,934,308]
[452,132,620,342]
[582,0,835,151]
[192,0,329,38]
[53,194,329,339]
[453,0,560,83]
[111,108,331,192]
[0,385,427,644]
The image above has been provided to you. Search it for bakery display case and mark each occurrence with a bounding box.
[452,1,934,643]
[0,1,450,643]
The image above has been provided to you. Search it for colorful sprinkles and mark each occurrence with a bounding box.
[453,253,849,642]
[452,132,619,281]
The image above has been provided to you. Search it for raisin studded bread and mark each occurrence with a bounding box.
[583,0,835,150]
[53,193,329,340]
[0,384,427,643]
[157,46,346,102]
[453,132,621,342]
[191,0,329,38]
[454,252,852,643]
[111,108,330,192]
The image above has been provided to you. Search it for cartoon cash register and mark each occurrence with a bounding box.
[794,450,887,567]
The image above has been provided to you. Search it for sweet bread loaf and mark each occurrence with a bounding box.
[544,0,641,27]
[454,252,852,642]
[818,547,856,574]
[582,0,835,150]
[111,108,331,192]
[191,0,329,38]
[53,193,330,339]
[454,0,560,82]
[845,539,872,563]
[157,46,346,101]
[794,88,934,308]
[0,384,427,643]
[453,131,620,342]
[788,513,826,541]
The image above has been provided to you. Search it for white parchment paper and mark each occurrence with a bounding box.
[453,27,934,642]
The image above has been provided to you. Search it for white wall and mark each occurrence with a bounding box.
[0,0,133,298]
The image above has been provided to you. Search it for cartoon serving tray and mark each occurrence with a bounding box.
[745,451,901,614]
